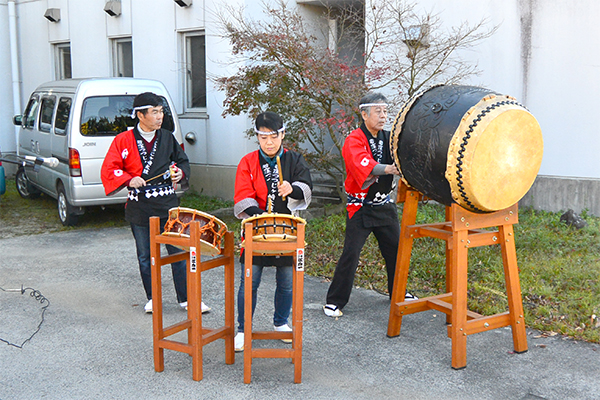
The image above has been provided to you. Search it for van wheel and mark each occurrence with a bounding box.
[57,185,79,226]
[15,168,41,199]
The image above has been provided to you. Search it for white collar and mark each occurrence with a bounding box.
[137,124,156,142]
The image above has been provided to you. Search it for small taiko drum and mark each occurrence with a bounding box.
[162,207,227,255]
[390,84,543,213]
[241,213,306,255]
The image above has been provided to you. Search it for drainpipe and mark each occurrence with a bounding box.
[8,0,22,155]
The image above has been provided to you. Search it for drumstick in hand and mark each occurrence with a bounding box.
[276,155,286,201]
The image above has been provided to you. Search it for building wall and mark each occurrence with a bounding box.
[0,2,15,153]
[1,0,599,212]
[411,0,600,182]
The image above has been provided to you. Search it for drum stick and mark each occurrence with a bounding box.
[146,163,178,184]
[145,168,170,183]
[276,156,286,201]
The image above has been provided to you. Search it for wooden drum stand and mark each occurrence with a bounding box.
[242,221,306,384]
[387,184,528,369]
[149,217,235,381]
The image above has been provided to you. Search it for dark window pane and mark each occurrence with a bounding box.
[39,96,56,133]
[80,95,175,136]
[61,46,72,79]
[116,40,133,77]
[188,35,206,108]
[55,97,72,135]
[23,96,40,129]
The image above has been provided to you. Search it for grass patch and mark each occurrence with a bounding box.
[306,203,600,343]
[0,177,234,236]
[3,176,600,342]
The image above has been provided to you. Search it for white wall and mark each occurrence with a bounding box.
[3,0,599,200]
[403,0,600,179]
[0,2,15,153]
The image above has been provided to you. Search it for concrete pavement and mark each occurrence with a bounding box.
[0,227,599,400]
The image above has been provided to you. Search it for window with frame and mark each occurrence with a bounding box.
[183,32,207,110]
[23,95,40,129]
[55,97,72,136]
[80,95,175,136]
[39,96,57,133]
[112,38,133,77]
[54,43,72,79]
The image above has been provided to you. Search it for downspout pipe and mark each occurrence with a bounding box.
[8,0,21,155]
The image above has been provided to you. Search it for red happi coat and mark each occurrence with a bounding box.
[343,126,393,219]
[234,148,312,216]
[101,128,190,225]
[234,148,313,266]
[234,150,275,212]
[101,129,145,196]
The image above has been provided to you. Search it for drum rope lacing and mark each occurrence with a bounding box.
[252,219,297,241]
[164,210,227,249]
[455,100,525,212]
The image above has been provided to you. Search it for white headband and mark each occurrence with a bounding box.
[254,126,286,135]
[130,105,154,119]
[359,103,388,109]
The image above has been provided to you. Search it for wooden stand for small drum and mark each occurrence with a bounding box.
[241,219,306,384]
[387,183,528,369]
[149,217,236,381]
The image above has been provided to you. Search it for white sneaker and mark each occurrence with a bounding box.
[234,332,244,352]
[144,299,152,313]
[274,324,293,343]
[179,301,211,314]
[323,304,343,318]
[405,292,418,301]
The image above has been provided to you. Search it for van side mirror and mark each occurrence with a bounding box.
[13,115,22,126]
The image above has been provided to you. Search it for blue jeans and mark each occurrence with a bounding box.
[237,263,293,332]
[130,222,187,303]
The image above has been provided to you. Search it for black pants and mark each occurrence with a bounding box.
[326,204,400,309]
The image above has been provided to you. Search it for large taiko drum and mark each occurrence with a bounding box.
[390,85,543,212]
[162,207,228,255]
[241,213,306,255]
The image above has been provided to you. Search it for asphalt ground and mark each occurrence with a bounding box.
[1,227,599,400]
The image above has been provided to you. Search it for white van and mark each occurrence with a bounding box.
[13,78,184,226]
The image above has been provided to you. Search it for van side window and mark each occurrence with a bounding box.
[23,95,40,129]
[80,95,175,136]
[55,97,72,136]
[39,96,57,133]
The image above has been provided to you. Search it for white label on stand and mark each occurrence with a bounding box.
[190,247,197,273]
[296,248,305,271]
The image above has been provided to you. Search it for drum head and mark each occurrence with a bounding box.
[447,101,543,212]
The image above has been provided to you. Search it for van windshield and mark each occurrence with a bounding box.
[80,95,175,136]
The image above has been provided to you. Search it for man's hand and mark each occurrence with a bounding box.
[170,166,183,183]
[278,180,293,198]
[384,164,400,175]
[129,176,146,188]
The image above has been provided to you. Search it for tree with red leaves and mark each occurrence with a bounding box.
[215,0,495,200]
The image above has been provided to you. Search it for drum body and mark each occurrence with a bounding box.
[241,213,306,255]
[162,207,227,255]
[391,85,543,212]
